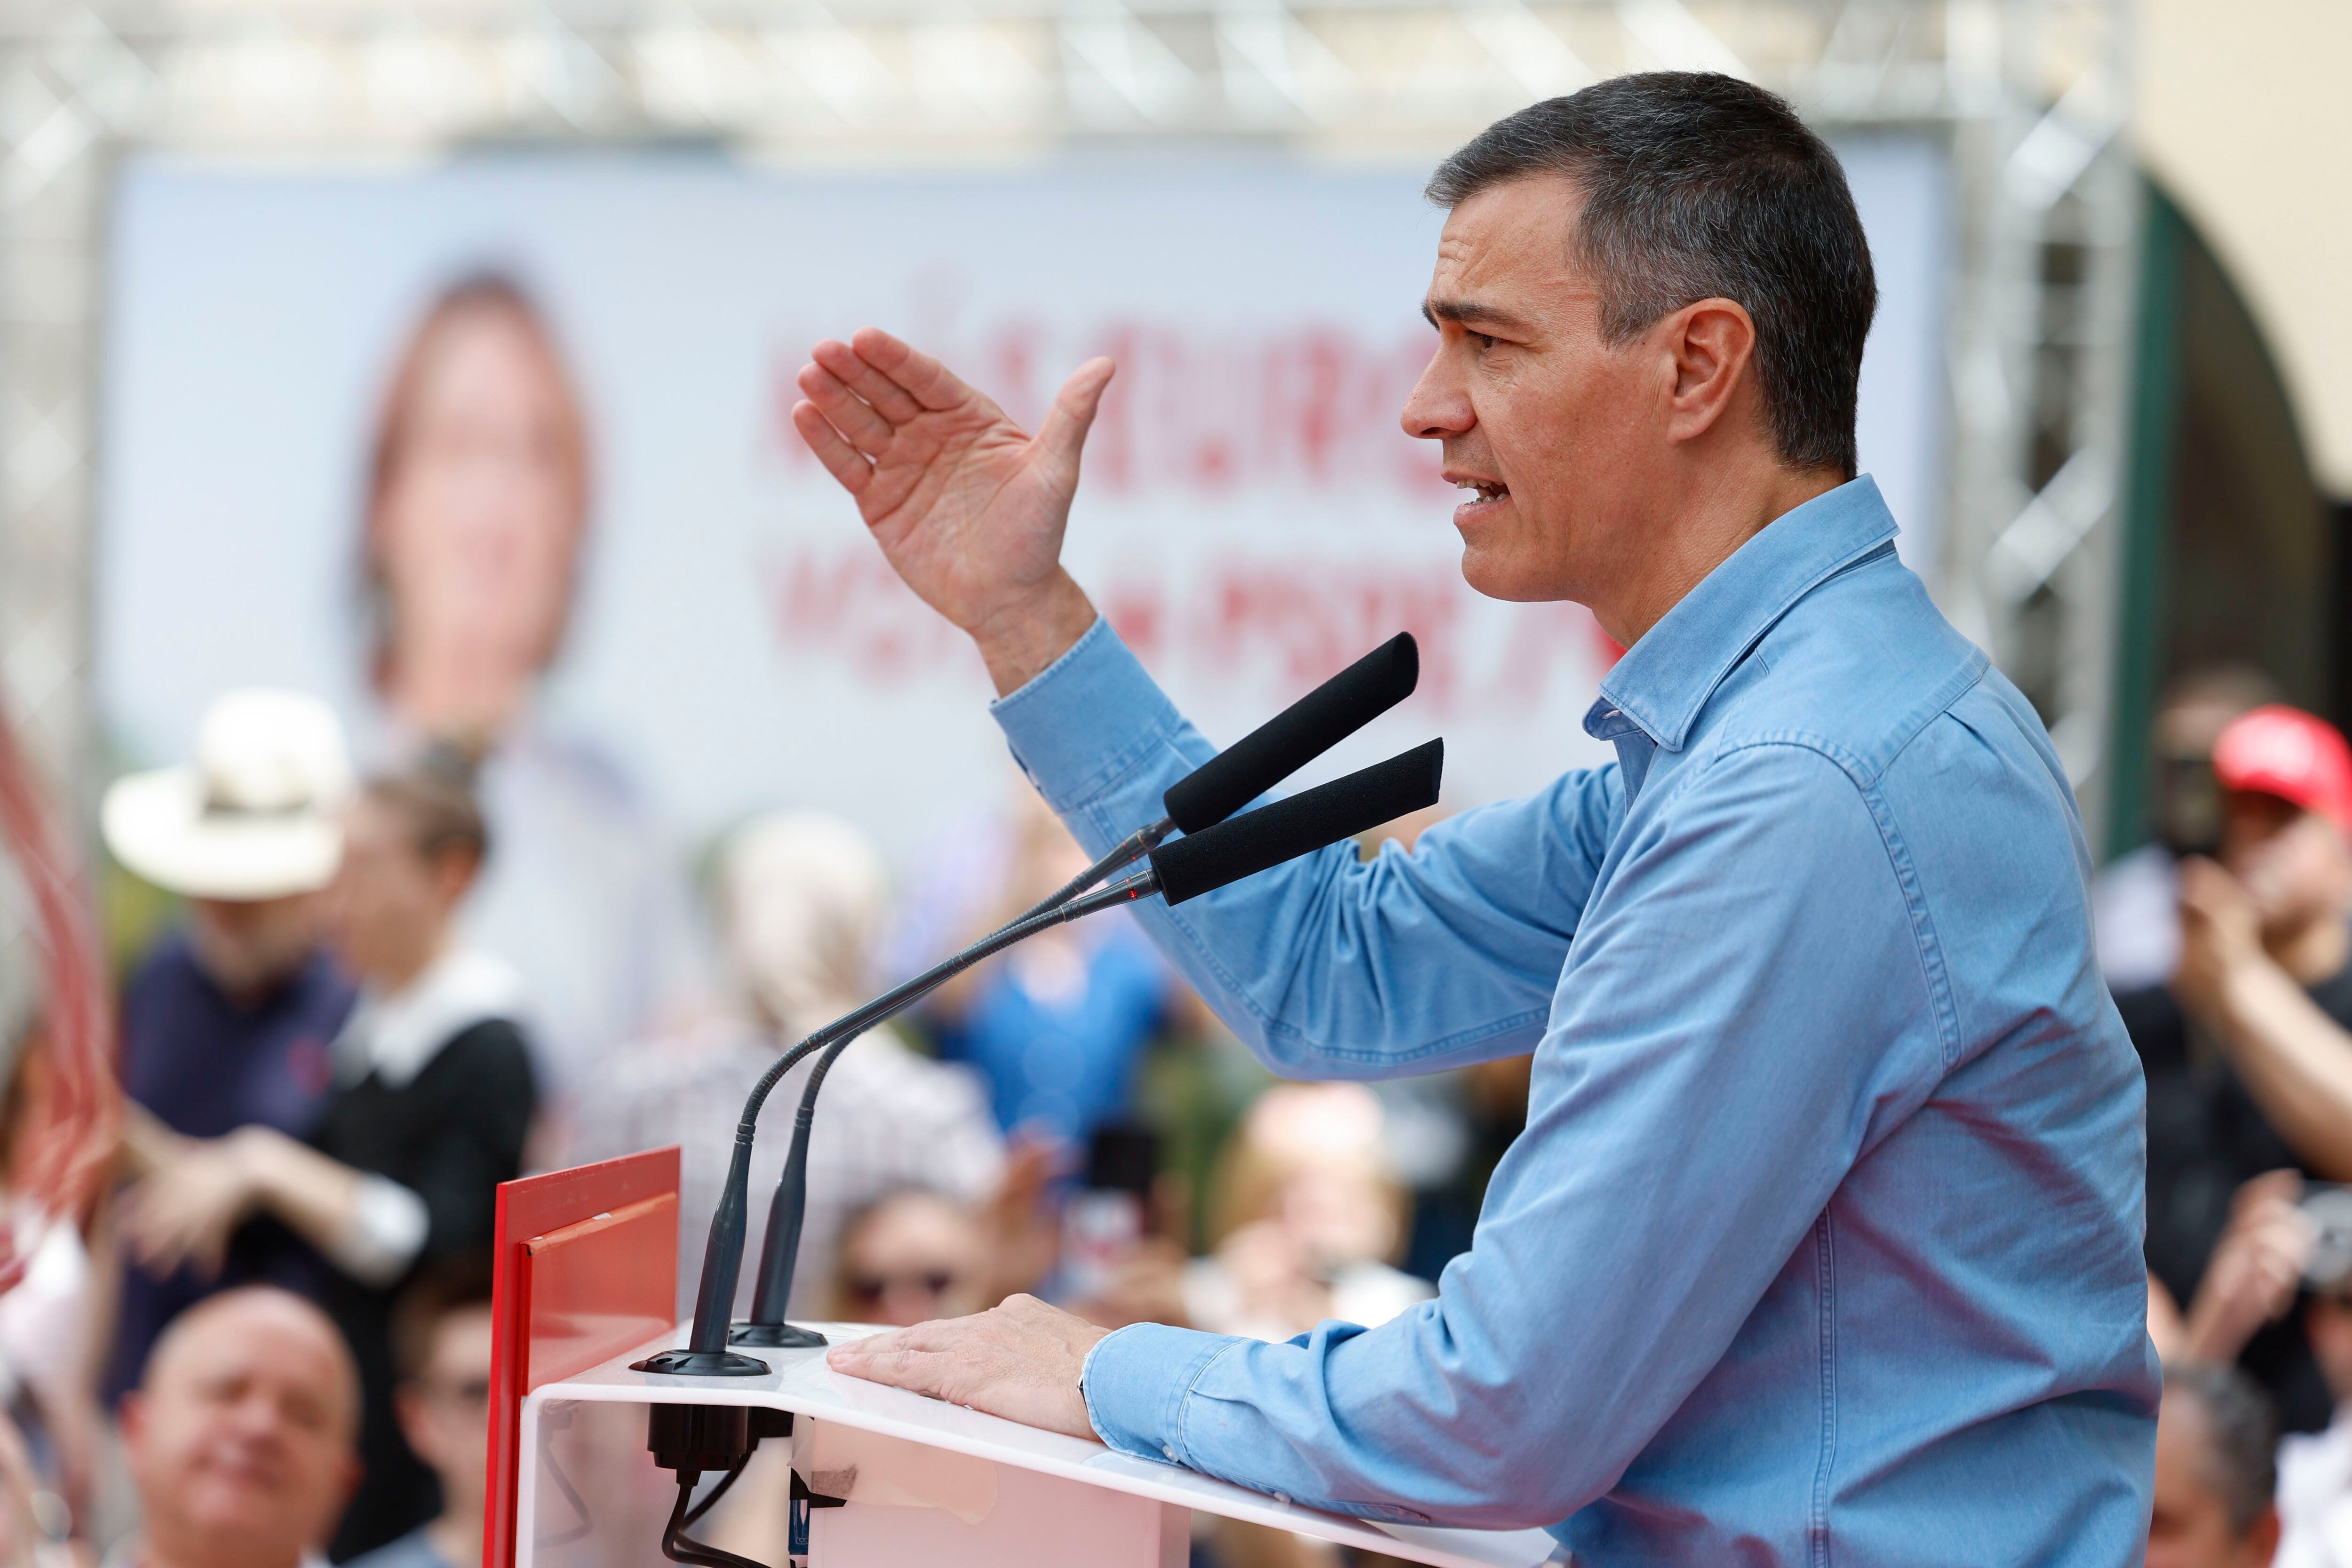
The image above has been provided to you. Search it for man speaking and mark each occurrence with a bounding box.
[795,73,2156,1563]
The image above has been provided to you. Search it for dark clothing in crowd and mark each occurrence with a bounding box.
[103,934,354,1404]
[323,1016,535,1562]
[2124,965,2352,1434]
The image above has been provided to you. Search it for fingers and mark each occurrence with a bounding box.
[826,1333,964,1400]
[850,327,979,414]
[832,1313,977,1364]
[792,403,874,497]
[812,338,925,425]
[1034,358,1118,478]
[798,361,899,456]
[2177,856,2247,918]
[2239,1169,2304,1210]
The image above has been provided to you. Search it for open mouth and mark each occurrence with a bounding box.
[1455,479,1509,503]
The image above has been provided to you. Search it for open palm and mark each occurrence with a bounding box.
[792,327,1115,642]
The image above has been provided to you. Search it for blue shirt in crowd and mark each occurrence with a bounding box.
[932,921,1170,1144]
[993,478,2157,1564]
[103,931,354,1401]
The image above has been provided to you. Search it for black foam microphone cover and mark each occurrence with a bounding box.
[1161,633,1419,834]
[1150,739,1442,906]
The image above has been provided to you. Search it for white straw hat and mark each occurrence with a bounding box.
[102,689,354,900]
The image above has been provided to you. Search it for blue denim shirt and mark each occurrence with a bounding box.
[993,478,2157,1565]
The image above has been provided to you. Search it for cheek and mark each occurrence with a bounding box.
[1481,356,1639,492]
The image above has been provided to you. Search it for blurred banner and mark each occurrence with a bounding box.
[99,147,1947,861]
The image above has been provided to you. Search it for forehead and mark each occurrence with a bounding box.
[1430,174,1590,296]
[164,1305,344,1398]
[425,1305,497,1367]
[342,796,402,847]
[853,1193,973,1252]
[418,306,550,388]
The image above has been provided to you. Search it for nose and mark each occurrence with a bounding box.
[1400,341,1472,442]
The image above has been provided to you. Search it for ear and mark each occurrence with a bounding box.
[434,849,482,907]
[1659,298,1758,447]
[2243,1503,2281,1564]
[392,1384,433,1460]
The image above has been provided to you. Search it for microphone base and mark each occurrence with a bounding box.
[730,1321,829,1349]
[630,1347,773,1377]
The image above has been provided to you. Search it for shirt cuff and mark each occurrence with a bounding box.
[1081,1321,1244,1466]
[328,1175,430,1286]
[988,616,1192,817]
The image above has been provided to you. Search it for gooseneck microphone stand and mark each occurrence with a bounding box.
[639,631,1430,1375]
[726,637,1428,1350]
[634,870,1164,1375]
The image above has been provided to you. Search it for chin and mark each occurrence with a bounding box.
[1455,545,1557,605]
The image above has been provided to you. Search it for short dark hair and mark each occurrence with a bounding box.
[391,1249,496,1384]
[2163,1362,2279,1536]
[1427,72,1876,478]
[362,765,489,869]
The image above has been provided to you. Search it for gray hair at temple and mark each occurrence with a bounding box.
[2163,1361,2279,1536]
[1426,72,1877,480]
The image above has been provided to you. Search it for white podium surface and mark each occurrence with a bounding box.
[516,1320,1563,1568]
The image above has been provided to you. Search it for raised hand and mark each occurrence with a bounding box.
[2181,1170,2313,1364]
[793,328,1115,694]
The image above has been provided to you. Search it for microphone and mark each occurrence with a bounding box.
[1163,633,1420,834]
[645,738,1443,1374]
[1151,739,1443,905]
[1010,633,1421,923]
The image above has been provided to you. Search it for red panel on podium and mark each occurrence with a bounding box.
[486,1148,681,1568]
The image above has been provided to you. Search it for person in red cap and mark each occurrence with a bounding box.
[2123,703,2352,1433]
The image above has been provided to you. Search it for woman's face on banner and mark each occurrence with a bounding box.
[375,303,584,730]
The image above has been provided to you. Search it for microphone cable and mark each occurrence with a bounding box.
[660,1469,768,1568]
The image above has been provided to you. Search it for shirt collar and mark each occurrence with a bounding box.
[1589,476,1899,753]
[334,946,527,1090]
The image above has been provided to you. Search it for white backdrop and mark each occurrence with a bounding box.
[99,143,1949,863]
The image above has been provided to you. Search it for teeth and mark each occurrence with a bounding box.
[1454,480,1507,501]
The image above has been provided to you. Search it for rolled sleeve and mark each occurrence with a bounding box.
[1082,1322,1244,1464]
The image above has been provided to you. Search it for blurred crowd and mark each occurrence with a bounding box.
[0,272,1496,1568]
[0,273,2344,1568]
[0,662,1479,1568]
[2123,672,2352,1568]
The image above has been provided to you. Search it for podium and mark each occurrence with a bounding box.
[489,1152,1562,1568]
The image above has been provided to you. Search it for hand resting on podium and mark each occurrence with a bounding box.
[825,1292,1109,1442]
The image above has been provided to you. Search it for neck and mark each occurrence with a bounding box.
[383,644,531,747]
[1595,462,1845,647]
[135,1533,305,1568]
[370,932,452,998]
[427,1500,483,1566]
[2269,915,2352,987]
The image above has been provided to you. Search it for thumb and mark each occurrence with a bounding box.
[1033,357,1117,478]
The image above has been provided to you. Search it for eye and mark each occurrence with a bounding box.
[1470,331,1497,352]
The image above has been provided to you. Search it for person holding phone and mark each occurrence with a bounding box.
[2126,704,2352,1432]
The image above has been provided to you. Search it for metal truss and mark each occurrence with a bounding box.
[0,0,2133,846]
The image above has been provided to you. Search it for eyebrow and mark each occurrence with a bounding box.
[1422,296,1531,333]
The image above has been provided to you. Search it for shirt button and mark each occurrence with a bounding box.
[1162,1445,1177,1460]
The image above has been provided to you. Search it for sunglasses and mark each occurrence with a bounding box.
[847,1271,958,1302]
